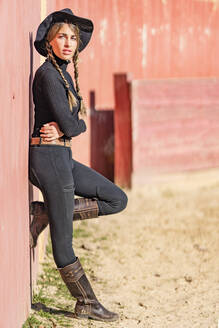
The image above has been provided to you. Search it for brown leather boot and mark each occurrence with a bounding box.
[58,258,119,322]
[30,198,99,248]
[29,202,49,248]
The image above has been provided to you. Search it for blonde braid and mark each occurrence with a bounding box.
[73,50,87,116]
[45,41,77,111]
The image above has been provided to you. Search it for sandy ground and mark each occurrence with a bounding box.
[30,169,219,328]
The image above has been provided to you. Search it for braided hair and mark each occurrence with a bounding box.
[73,50,86,116]
[46,22,87,115]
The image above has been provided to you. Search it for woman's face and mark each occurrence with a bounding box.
[49,24,78,60]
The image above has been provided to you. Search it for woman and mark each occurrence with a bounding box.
[29,8,128,322]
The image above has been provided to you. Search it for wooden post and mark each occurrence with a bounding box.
[114,73,132,188]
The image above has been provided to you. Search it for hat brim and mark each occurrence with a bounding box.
[34,9,94,57]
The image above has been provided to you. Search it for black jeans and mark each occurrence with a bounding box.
[29,145,128,268]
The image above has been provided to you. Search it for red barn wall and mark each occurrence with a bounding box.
[131,78,219,184]
[0,1,41,327]
[49,0,219,173]
[56,0,219,107]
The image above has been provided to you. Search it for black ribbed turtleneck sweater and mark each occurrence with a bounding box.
[32,53,86,139]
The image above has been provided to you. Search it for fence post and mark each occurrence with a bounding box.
[113,73,132,188]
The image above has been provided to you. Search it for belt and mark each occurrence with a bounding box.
[30,137,72,147]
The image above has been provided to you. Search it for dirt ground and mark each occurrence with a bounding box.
[26,169,219,328]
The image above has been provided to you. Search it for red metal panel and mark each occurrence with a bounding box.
[0,1,40,327]
[132,78,219,183]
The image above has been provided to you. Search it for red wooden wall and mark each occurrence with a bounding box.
[56,0,219,108]
[50,0,219,174]
[90,91,114,181]
[0,1,40,327]
[131,78,219,184]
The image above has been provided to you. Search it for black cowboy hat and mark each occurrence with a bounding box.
[34,8,94,56]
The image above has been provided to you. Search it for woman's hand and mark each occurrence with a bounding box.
[40,121,64,141]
